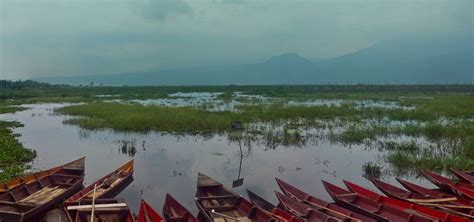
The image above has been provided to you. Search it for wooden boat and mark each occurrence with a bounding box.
[275,178,376,222]
[450,169,474,185]
[163,194,196,222]
[322,180,433,222]
[138,199,164,222]
[275,191,343,222]
[66,198,135,222]
[0,157,85,221]
[344,179,470,222]
[195,172,283,222]
[397,178,471,205]
[65,159,134,204]
[246,189,303,222]
[0,157,85,194]
[372,178,474,219]
[422,171,474,200]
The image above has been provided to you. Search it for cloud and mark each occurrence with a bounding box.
[0,0,472,79]
[222,0,246,5]
[137,0,192,20]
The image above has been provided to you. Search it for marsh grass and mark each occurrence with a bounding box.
[387,151,474,171]
[0,121,37,181]
[3,86,474,175]
[362,162,382,179]
[59,102,238,133]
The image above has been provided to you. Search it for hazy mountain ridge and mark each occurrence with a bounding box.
[34,40,473,85]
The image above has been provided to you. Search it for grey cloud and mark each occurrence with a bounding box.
[222,0,246,5]
[138,0,191,20]
[0,0,472,79]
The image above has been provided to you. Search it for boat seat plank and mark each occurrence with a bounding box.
[198,195,237,200]
[54,174,83,179]
[85,177,124,198]
[18,186,66,205]
[67,203,127,210]
[198,179,222,187]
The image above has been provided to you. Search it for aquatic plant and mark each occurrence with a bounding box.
[362,162,382,179]
[0,121,37,181]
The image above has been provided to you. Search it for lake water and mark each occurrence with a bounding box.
[0,102,434,215]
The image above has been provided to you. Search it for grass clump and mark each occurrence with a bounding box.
[362,162,382,179]
[388,151,474,172]
[58,102,238,133]
[0,121,37,181]
[380,140,420,153]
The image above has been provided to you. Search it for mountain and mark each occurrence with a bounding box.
[34,39,473,85]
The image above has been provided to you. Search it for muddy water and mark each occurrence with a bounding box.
[0,103,434,214]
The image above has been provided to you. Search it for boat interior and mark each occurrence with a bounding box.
[0,166,84,215]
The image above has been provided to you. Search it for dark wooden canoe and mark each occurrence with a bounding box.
[195,172,284,222]
[322,180,433,222]
[275,191,344,222]
[372,178,474,219]
[66,198,135,222]
[0,157,85,194]
[65,159,134,205]
[344,179,470,222]
[275,178,376,222]
[450,169,474,185]
[0,157,85,221]
[163,194,196,222]
[422,171,474,200]
[138,199,164,222]
[246,189,303,222]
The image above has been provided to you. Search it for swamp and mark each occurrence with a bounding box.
[0,82,473,213]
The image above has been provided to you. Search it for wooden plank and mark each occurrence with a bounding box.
[66,203,127,210]
[407,197,457,203]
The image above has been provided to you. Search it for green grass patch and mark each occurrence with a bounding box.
[0,121,37,181]
[58,102,238,133]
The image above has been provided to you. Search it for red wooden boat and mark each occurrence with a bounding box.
[163,194,196,222]
[246,189,303,222]
[322,180,433,222]
[275,191,344,222]
[372,178,426,200]
[65,159,134,204]
[67,198,135,222]
[372,178,474,219]
[422,171,474,200]
[195,172,285,222]
[0,157,85,221]
[0,157,85,194]
[275,178,376,222]
[450,169,474,185]
[344,179,470,222]
[138,199,164,222]
[396,178,474,206]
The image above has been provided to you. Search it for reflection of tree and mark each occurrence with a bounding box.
[116,139,137,157]
[227,124,308,151]
[78,129,91,140]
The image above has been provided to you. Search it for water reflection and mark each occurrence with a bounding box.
[116,139,137,157]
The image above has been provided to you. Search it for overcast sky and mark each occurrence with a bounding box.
[0,0,472,79]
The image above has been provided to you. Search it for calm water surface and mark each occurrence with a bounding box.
[0,103,433,214]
